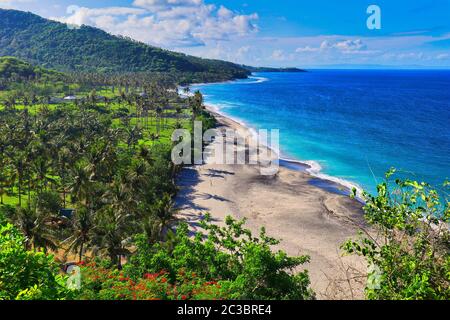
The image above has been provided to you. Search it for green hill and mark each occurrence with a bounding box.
[0,56,62,80]
[0,9,250,81]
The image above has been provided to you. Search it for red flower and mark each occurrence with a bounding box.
[181,295,187,300]
[144,273,158,280]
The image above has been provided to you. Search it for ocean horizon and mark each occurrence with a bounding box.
[191,70,450,195]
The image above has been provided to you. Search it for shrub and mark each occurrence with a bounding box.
[0,220,70,300]
[125,215,315,300]
[343,169,450,300]
[76,262,229,300]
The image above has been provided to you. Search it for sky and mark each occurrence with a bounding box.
[1,0,450,68]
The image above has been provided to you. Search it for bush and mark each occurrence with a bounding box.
[76,262,228,300]
[125,215,315,300]
[343,169,450,300]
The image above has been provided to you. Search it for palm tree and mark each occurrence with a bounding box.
[152,193,178,240]
[68,165,92,206]
[11,206,58,252]
[175,106,182,127]
[124,125,143,151]
[0,156,12,205]
[126,161,149,193]
[93,208,131,269]
[11,155,25,207]
[57,146,72,208]
[190,90,203,122]
[155,106,163,135]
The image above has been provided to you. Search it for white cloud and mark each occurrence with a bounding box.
[295,46,319,53]
[319,39,367,52]
[132,0,202,10]
[53,6,146,26]
[53,1,258,48]
[271,49,285,61]
[237,45,251,56]
[396,52,424,60]
[333,39,366,52]
[379,52,428,62]
[295,39,374,57]
[217,5,233,19]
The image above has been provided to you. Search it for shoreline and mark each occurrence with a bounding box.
[186,74,366,199]
[176,106,368,299]
[204,104,365,200]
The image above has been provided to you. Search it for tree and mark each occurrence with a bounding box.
[151,193,178,240]
[343,169,450,300]
[125,215,315,300]
[63,207,95,262]
[92,208,131,270]
[189,91,203,123]
[0,220,70,300]
[9,205,58,252]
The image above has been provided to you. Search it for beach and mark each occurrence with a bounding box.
[176,107,368,299]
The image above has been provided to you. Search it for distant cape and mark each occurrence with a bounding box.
[242,65,307,73]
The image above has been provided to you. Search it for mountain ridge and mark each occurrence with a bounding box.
[0,9,250,82]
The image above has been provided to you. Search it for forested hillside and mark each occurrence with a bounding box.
[0,56,62,80]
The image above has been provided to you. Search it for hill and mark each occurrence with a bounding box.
[0,9,250,81]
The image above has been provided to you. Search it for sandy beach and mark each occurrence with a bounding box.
[176,107,368,299]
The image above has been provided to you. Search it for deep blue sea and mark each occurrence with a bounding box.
[191,70,450,194]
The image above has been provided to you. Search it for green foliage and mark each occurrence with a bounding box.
[125,215,315,300]
[0,79,189,262]
[343,170,450,300]
[0,221,70,300]
[0,45,312,301]
[0,9,249,81]
[0,56,62,81]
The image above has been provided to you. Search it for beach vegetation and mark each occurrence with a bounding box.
[0,218,71,300]
[343,169,450,300]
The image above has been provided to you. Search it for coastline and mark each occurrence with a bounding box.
[188,76,365,199]
[176,106,368,299]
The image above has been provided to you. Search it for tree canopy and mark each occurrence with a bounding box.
[0,9,250,81]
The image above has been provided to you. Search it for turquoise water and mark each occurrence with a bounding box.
[191,70,450,194]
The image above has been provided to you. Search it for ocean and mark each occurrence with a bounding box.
[191,70,450,195]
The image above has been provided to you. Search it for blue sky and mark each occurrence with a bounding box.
[1,0,450,67]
